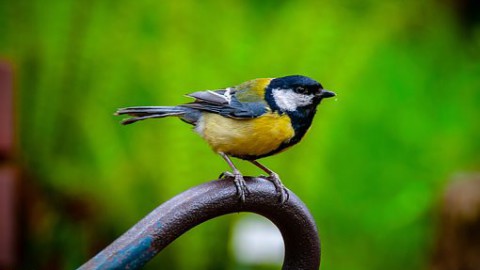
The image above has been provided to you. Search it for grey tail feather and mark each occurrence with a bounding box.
[115,106,186,125]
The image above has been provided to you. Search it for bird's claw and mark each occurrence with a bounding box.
[220,171,250,202]
[264,172,289,204]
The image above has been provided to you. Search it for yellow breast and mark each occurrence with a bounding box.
[195,112,294,158]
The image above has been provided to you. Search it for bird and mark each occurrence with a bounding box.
[115,75,335,203]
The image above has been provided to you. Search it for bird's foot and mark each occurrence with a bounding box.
[220,171,250,202]
[219,171,233,179]
[264,172,289,204]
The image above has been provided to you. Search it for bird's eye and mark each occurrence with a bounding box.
[295,86,308,94]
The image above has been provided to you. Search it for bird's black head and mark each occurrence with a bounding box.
[265,75,335,113]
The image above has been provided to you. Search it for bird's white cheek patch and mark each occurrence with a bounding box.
[272,88,314,111]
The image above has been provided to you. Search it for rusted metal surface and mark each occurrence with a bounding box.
[0,61,17,270]
[0,62,14,158]
[0,167,17,269]
[78,177,321,270]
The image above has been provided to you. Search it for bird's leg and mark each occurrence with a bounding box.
[219,152,250,202]
[250,160,289,203]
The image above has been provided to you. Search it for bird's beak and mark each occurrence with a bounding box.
[318,89,336,98]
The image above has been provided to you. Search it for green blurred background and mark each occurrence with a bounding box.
[1,0,479,269]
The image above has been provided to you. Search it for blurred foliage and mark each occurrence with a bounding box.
[1,0,479,269]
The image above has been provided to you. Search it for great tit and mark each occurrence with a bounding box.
[116,75,335,203]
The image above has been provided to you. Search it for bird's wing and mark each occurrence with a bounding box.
[182,88,268,119]
[186,89,232,105]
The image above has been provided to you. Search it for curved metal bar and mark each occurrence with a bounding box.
[78,177,320,270]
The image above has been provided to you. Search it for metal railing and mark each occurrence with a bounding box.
[78,177,321,270]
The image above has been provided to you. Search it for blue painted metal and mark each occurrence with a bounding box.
[78,177,321,270]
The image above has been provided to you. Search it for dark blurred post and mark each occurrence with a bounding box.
[430,175,480,270]
[0,62,16,270]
